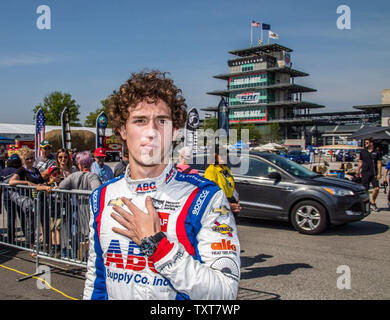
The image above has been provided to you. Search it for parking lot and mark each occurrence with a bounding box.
[1,187,389,300]
[237,192,390,300]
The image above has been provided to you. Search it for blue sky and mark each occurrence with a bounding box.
[0,0,389,124]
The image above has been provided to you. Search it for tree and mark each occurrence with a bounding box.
[201,118,261,144]
[269,123,282,142]
[230,122,261,142]
[260,123,282,143]
[202,117,218,131]
[84,98,111,127]
[33,91,81,126]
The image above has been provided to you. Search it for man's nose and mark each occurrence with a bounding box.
[143,121,160,138]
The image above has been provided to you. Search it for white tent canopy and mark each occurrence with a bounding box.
[0,123,113,137]
[251,143,286,152]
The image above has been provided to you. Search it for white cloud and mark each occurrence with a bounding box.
[0,54,56,67]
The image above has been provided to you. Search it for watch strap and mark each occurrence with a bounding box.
[151,231,166,245]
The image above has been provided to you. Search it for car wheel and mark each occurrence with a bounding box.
[290,200,328,235]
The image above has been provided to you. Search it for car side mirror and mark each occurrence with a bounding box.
[268,172,282,182]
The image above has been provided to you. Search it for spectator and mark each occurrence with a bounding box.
[0,145,7,169]
[36,166,63,258]
[113,144,129,177]
[59,151,102,261]
[8,148,45,252]
[0,154,22,244]
[309,147,315,164]
[0,154,22,182]
[91,148,114,183]
[34,140,55,179]
[9,148,45,187]
[55,148,78,179]
[382,160,390,208]
[59,151,102,191]
[356,137,382,212]
[204,147,241,219]
[69,148,79,167]
[175,146,199,174]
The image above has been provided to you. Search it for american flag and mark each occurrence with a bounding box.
[251,20,260,27]
[35,108,46,157]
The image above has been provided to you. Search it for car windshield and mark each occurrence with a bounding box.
[260,153,318,178]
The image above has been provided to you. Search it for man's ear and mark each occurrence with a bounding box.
[119,125,127,141]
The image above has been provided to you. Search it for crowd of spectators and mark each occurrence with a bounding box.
[0,141,125,259]
[0,142,242,260]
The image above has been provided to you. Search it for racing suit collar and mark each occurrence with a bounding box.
[124,161,176,195]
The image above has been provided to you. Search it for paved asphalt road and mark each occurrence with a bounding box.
[0,174,389,300]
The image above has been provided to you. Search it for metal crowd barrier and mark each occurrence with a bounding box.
[0,183,92,272]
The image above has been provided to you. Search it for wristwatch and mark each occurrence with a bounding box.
[139,232,166,257]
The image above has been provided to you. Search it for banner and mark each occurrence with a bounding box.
[61,107,72,150]
[184,107,200,154]
[103,135,122,152]
[283,51,291,67]
[218,97,230,137]
[96,111,108,149]
[35,108,46,157]
[229,90,268,105]
[229,106,267,122]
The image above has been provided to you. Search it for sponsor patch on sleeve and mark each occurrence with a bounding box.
[210,257,239,282]
[211,221,233,237]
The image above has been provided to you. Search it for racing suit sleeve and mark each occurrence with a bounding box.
[150,189,240,300]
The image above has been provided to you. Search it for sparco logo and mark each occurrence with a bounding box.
[92,190,98,213]
[192,190,209,216]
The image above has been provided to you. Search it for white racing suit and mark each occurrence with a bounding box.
[83,163,240,300]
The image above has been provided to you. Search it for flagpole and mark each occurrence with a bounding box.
[34,110,37,157]
[261,25,263,45]
[35,108,41,157]
[250,20,253,47]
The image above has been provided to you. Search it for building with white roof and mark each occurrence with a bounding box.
[0,123,112,141]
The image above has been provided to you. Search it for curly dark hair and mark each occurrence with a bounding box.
[107,70,188,138]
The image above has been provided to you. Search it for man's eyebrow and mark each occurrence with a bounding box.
[130,114,172,119]
[130,115,147,119]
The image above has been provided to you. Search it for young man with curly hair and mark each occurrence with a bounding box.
[83,70,240,300]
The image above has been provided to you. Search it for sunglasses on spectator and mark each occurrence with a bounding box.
[58,156,68,159]
[25,157,34,161]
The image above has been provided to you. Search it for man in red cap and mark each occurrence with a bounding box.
[91,147,114,184]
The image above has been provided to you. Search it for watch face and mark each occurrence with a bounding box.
[140,238,156,257]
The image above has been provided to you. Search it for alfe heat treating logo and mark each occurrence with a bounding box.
[135,182,156,193]
[211,239,237,252]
